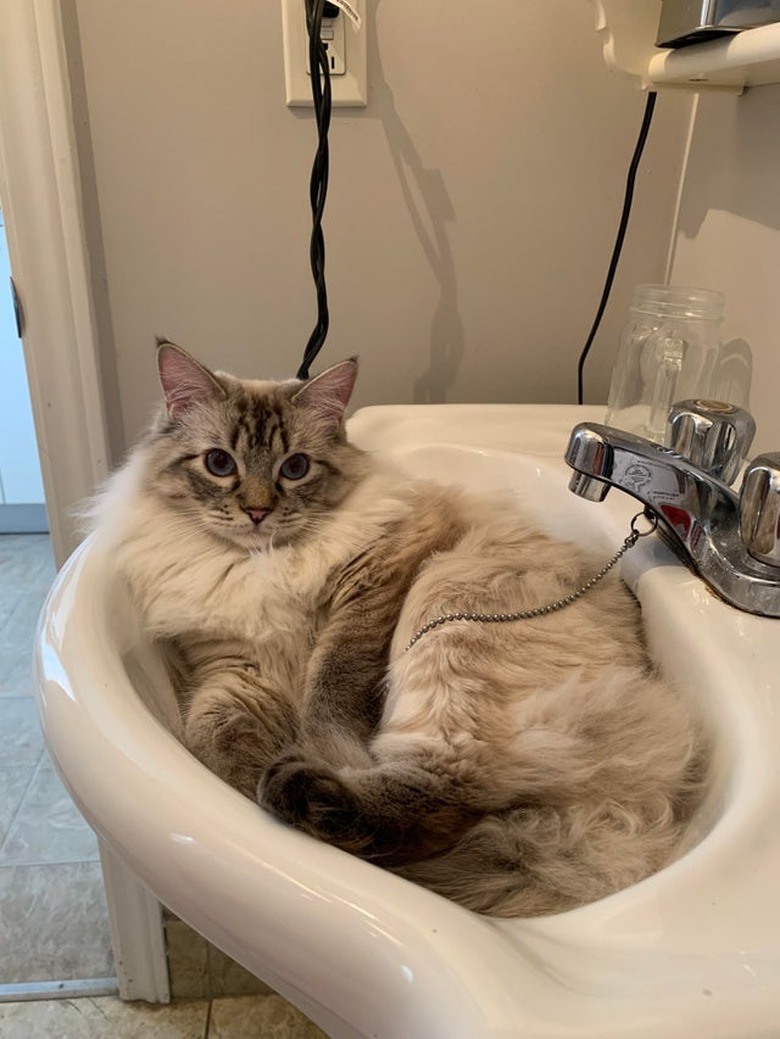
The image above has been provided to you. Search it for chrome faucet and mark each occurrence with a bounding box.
[564,400,780,618]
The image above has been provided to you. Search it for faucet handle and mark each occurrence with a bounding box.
[668,399,756,485]
[739,453,780,567]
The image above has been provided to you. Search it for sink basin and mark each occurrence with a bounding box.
[34,404,780,1037]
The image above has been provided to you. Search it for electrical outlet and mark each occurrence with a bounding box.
[308,12,346,76]
[281,0,367,107]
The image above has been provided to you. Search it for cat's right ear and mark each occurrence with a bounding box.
[156,339,225,418]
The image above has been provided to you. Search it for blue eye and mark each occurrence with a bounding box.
[204,449,237,477]
[279,453,310,480]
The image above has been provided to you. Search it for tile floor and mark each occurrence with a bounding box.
[0,994,327,1037]
[0,534,328,1037]
[0,535,111,987]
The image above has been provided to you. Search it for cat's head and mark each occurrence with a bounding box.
[144,341,368,550]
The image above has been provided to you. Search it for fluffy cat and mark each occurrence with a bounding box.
[92,341,705,917]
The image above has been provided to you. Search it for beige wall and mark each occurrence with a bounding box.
[669,87,780,456]
[67,0,692,454]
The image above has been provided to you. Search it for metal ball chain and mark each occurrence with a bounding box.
[404,511,656,652]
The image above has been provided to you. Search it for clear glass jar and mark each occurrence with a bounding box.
[605,284,724,443]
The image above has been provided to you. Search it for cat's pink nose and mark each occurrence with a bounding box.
[244,506,271,525]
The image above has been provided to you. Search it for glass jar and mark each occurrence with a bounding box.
[605,284,724,443]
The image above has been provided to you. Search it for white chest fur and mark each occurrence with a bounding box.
[95,453,412,649]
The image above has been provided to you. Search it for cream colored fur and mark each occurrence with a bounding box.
[92,345,706,917]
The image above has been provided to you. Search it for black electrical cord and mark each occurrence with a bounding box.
[576,90,657,405]
[297,0,333,380]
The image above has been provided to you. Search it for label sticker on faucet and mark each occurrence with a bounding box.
[623,464,653,492]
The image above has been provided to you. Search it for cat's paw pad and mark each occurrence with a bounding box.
[259,752,355,840]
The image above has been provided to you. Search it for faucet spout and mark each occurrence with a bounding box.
[564,422,780,618]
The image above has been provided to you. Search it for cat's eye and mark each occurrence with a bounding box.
[204,449,237,477]
[279,453,310,480]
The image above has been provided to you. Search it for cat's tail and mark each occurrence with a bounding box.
[395,766,706,917]
[259,732,707,917]
[259,749,700,916]
[258,665,708,915]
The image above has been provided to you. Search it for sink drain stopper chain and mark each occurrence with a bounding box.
[405,512,657,651]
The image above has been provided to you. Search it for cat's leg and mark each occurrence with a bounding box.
[260,740,485,864]
[260,503,485,860]
[288,556,417,766]
[259,584,482,862]
[259,607,496,863]
[289,503,464,764]
[184,661,298,799]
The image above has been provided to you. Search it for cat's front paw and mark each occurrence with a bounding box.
[259,750,357,842]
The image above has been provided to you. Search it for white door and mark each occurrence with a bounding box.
[0,208,47,532]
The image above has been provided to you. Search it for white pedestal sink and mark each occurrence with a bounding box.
[34,404,780,1038]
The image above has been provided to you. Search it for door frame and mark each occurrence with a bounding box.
[0,0,169,1002]
[0,0,108,562]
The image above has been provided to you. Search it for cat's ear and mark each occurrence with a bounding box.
[292,357,357,429]
[156,339,225,418]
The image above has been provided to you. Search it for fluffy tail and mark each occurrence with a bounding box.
[395,796,695,917]
[258,668,708,916]
[259,732,706,917]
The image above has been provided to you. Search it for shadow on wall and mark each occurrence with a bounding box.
[367,0,465,404]
[288,0,465,402]
[677,87,780,239]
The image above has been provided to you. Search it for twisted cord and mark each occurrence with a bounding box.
[297,0,332,379]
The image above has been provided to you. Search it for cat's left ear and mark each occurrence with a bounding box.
[292,357,357,430]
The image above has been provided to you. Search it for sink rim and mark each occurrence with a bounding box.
[34,403,780,1038]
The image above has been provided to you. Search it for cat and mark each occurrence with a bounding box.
[91,340,705,917]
